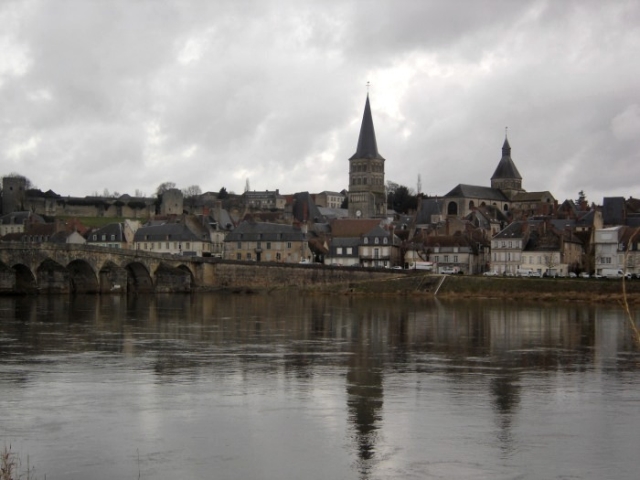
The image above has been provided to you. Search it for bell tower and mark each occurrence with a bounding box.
[348,94,386,218]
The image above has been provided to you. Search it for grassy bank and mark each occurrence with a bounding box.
[317,273,640,304]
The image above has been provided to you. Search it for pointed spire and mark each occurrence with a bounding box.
[502,127,511,156]
[349,94,385,160]
[492,130,521,181]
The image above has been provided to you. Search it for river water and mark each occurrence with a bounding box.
[1,294,639,480]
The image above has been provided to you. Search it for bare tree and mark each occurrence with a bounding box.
[182,185,202,198]
[156,182,176,197]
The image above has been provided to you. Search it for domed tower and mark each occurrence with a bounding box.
[348,94,386,218]
[491,133,523,200]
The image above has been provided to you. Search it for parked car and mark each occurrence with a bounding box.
[569,272,577,278]
[579,272,590,278]
[483,271,499,276]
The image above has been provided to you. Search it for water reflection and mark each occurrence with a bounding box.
[1,294,639,480]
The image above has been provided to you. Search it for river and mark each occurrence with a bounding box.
[1,293,639,480]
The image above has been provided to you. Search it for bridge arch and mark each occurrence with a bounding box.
[67,259,99,294]
[154,263,192,293]
[99,261,128,293]
[12,263,37,294]
[125,262,154,293]
[37,258,70,294]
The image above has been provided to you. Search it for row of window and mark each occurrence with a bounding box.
[351,163,384,173]
[92,234,118,241]
[492,241,522,249]
[432,255,459,263]
[235,242,293,249]
[138,242,193,251]
[364,237,388,245]
[351,177,384,186]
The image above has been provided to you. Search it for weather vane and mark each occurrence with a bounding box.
[366,81,370,94]
[505,126,508,139]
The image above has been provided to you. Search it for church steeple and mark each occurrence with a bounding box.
[350,94,385,161]
[491,129,523,199]
[348,93,386,219]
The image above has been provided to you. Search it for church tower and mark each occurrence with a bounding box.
[491,133,523,200]
[348,94,386,218]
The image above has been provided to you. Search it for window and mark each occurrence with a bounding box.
[444,255,449,262]
[237,241,242,249]
[186,243,190,250]
[337,247,343,255]
[374,248,379,258]
[374,237,379,244]
[453,256,458,263]
[364,238,369,244]
[266,242,271,249]
[102,235,106,241]
[246,252,252,260]
[383,237,388,244]
[346,247,352,255]
[236,253,242,260]
[287,242,292,249]
[434,256,439,262]
[166,243,169,249]
[93,235,97,241]
[111,234,116,241]
[276,253,281,260]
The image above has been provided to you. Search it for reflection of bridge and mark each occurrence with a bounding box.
[0,244,214,294]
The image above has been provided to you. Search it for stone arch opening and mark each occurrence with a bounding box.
[11,263,37,294]
[37,258,70,294]
[67,259,99,294]
[99,261,128,294]
[447,201,458,216]
[154,263,192,293]
[125,262,154,293]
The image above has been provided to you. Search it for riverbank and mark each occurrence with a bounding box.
[310,273,640,304]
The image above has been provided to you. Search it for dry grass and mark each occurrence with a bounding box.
[1,445,38,480]
[622,229,640,348]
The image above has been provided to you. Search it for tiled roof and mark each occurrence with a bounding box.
[512,191,554,202]
[330,219,381,237]
[224,221,306,242]
[444,184,509,202]
[134,223,201,242]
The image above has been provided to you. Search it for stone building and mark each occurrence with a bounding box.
[347,95,386,219]
[223,221,311,263]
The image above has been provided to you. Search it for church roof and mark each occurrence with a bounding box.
[349,95,385,161]
[444,184,509,202]
[491,137,522,180]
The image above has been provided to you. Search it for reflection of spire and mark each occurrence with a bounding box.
[346,317,384,479]
[490,371,521,457]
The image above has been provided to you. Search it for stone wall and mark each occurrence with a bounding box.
[210,262,397,291]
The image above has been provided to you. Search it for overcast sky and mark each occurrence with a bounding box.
[1,0,639,204]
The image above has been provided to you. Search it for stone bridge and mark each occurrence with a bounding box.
[0,244,215,294]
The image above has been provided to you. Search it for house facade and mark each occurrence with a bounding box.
[134,222,212,256]
[359,226,401,268]
[490,222,528,274]
[223,221,311,263]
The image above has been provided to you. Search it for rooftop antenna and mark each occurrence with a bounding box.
[366,81,370,95]
[505,126,508,139]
